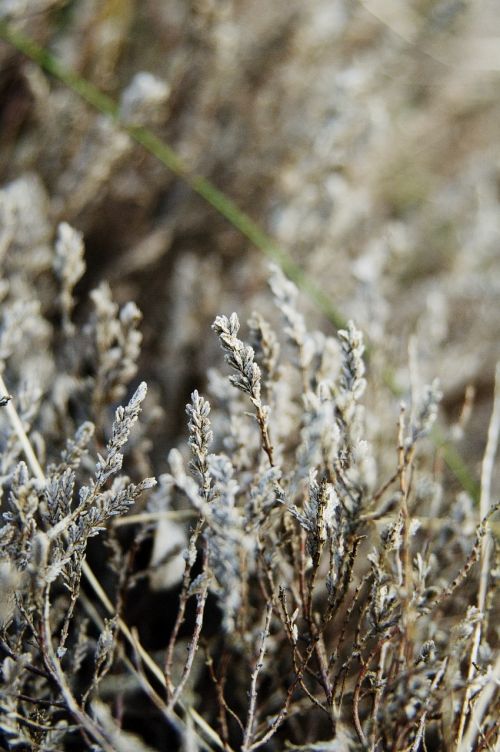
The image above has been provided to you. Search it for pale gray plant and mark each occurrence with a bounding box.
[0,203,498,752]
[53,222,86,331]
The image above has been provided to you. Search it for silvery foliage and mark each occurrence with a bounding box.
[204,452,245,632]
[0,198,158,749]
[90,282,143,408]
[248,311,280,392]
[268,263,307,352]
[53,222,85,329]
[337,321,367,406]
[0,377,156,748]
[409,378,443,444]
[1,385,155,583]
[212,313,263,403]
[165,391,253,633]
[63,383,156,557]
[186,390,213,501]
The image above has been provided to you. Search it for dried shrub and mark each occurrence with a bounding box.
[0,211,498,751]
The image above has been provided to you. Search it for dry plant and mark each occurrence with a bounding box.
[0,206,498,751]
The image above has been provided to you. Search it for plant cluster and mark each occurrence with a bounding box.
[0,206,498,751]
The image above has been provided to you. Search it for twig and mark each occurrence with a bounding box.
[410,713,426,752]
[14,692,66,709]
[369,469,400,509]
[205,646,243,749]
[353,627,399,750]
[165,517,204,699]
[369,641,388,751]
[39,585,115,751]
[126,628,227,752]
[329,574,369,684]
[167,547,210,711]
[248,634,320,751]
[393,658,447,751]
[242,602,273,751]
[5,711,76,734]
[397,406,415,666]
[0,376,43,482]
[189,706,232,752]
[429,503,499,612]
[112,508,197,526]
[278,587,330,716]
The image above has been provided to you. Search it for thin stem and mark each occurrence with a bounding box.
[397,407,414,666]
[455,363,500,750]
[429,504,498,612]
[123,629,227,752]
[5,711,76,734]
[255,403,275,467]
[112,509,197,526]
[168,547,210,711]
[242,602,273,752]
[369,641,388,751]
[353,627,399,750]
[278,587,329,716]
[249,633,320,750]
[165,517,205,699]
[205,646,243,749]
[0,374,45,484]
[39,586,114,751]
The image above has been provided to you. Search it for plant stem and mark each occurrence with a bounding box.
[455,363,500,750]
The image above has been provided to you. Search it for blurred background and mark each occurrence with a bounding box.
[1,0,499,477]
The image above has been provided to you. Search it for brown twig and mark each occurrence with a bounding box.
[167,545,210,711]
[164,517,204,699]
[242,601,273,751]
[353,627,400,750]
